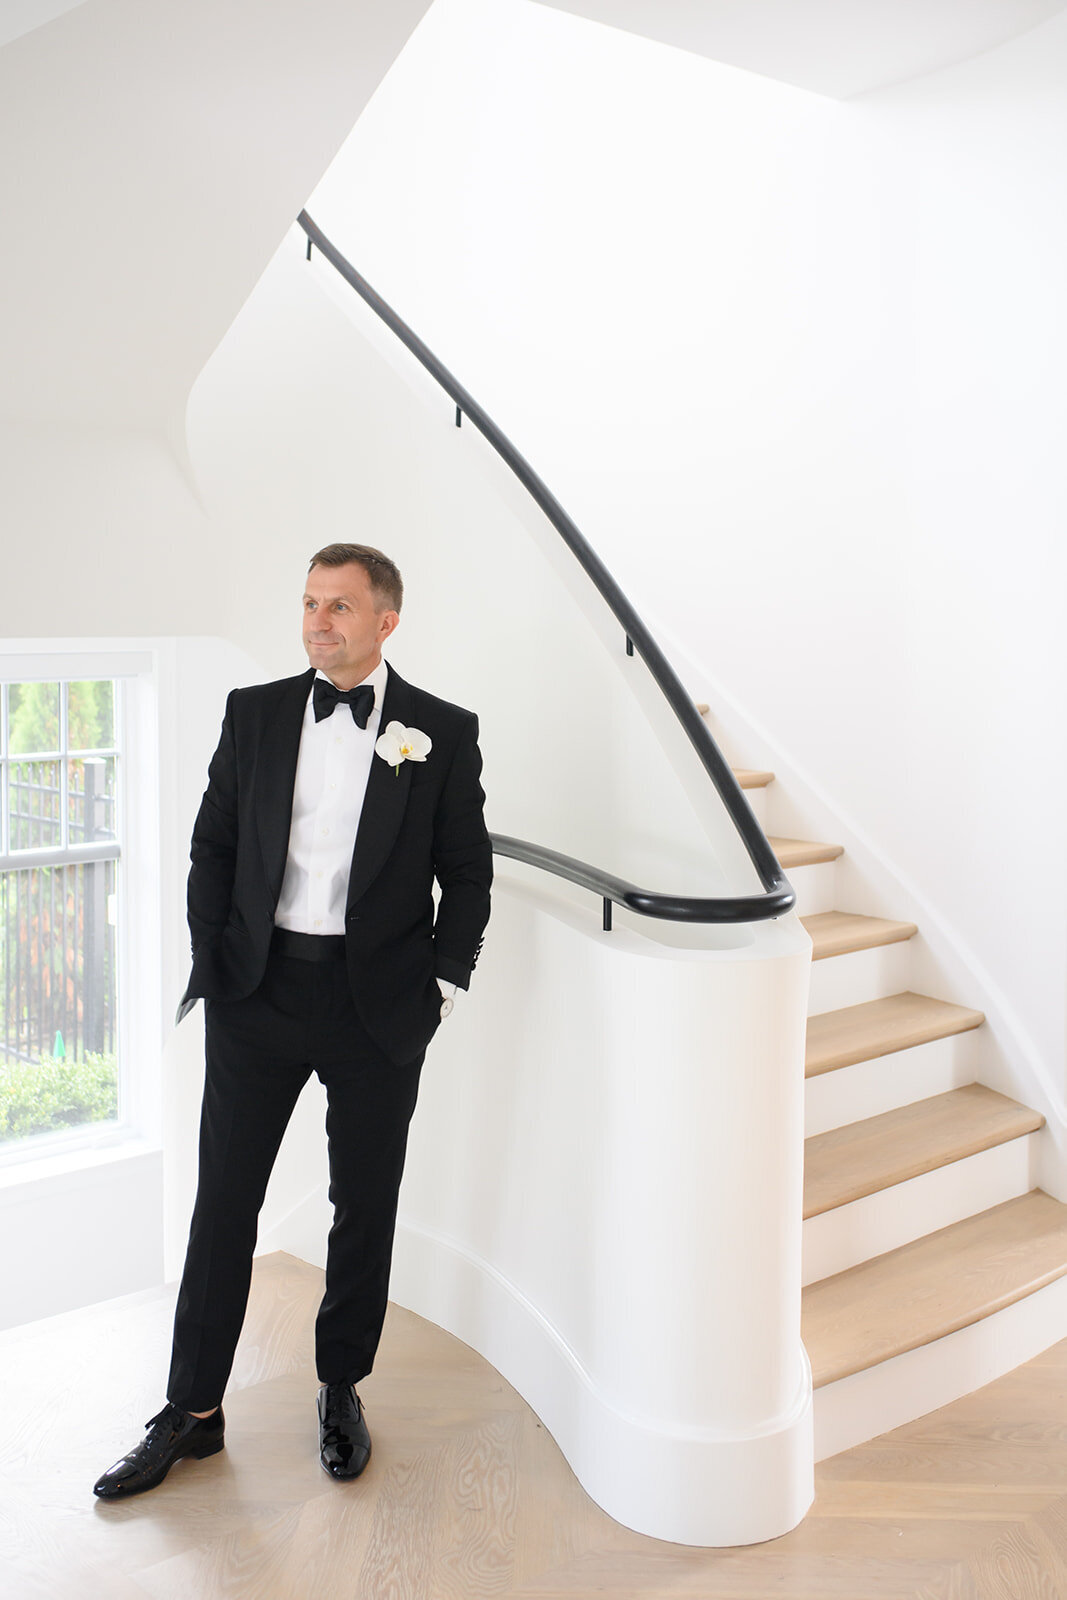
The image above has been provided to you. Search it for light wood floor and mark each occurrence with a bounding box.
[4,1253,1067,1598]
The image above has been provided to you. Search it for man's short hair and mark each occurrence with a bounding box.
[308,543,404,613]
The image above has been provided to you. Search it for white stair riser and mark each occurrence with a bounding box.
[805,1030,982,1138]
[802,1133,1039,1287]
[789,861,839,917]
[812,1266,1067,1462]
[739,786,768,828]
[808,941,913,1016]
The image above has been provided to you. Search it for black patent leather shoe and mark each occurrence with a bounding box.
[317,1383,371,1480]
[93,1402,225,1498]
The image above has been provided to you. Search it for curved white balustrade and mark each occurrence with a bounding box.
[393,872,812,1544]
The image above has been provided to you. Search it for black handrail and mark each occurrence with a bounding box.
[298,210,794,925]
[492,837,789,928]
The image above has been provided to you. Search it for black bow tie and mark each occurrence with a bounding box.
[312,679,375,728]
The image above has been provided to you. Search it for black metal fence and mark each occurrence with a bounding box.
[7,756,115,853]
[0,761,118,1066]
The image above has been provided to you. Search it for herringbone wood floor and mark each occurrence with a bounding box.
[3,1252,1067,1598]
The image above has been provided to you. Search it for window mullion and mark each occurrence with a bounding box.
[114,680,123,861]
[0,683,7,855]
[59,681,69,851]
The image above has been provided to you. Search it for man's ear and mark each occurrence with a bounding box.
[378,609,400,643]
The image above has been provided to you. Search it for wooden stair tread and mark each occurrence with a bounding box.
[806,991,985,1078]
[733,767,775,790]
[801,910,918,961]
[770,836,845,868]
[804,1085,1043,1218]
[803,1191,1067,1387]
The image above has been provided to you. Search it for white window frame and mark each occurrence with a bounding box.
[0,642,162,1172]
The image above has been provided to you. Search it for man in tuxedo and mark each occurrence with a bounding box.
[94,542,491,1498]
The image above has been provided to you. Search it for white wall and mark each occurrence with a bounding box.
[186,235,767,895]
[307,0,1067,1097]
[0,0,430,430]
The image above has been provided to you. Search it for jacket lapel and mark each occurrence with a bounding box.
[347,664,413,910]
[257,669,314,907]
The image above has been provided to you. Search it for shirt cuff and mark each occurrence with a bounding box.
[436,979,457,1000]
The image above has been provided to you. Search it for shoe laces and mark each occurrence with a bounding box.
[144,1402,186,1433]
[122,1402,189,1466]
[321,1383,363,1422]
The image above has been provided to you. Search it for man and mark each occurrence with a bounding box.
[93,543,491,1497]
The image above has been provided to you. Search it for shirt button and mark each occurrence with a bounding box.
[314,918,322,928]
[321,827,329,836]
[316,871,324,880]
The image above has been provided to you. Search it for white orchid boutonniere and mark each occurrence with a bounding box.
[375,720,432,775]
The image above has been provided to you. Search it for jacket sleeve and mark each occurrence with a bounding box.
[431,712,492,989]
[187,690,240,955]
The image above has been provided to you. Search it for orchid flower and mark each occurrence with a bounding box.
[375,721,432,774]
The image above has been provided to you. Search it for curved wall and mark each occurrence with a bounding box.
[391,876,812,1545]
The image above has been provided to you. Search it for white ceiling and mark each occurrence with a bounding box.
[531,0,1067,97]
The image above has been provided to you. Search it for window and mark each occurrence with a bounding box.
[0,679,121,1147]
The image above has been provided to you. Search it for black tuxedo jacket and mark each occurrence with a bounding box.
[180,664,492,1064]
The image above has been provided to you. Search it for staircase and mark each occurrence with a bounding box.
[722,741,1067,1459]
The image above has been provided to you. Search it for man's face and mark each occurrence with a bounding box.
[302,561,399,689]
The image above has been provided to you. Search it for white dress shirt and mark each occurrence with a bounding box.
[274,659,388,935]
[274,659,455,1004]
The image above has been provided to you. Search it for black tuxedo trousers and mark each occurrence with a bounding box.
[167,948,423,1411]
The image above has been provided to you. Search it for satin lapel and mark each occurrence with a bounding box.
[347,665,413,910]
[256,669,314,907]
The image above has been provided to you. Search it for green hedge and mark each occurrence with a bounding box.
[0,1051,118,1142]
